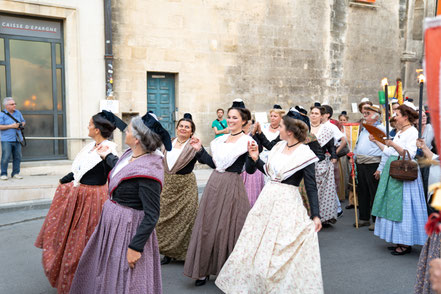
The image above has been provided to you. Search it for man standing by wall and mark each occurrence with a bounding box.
[353,105,384,230]
[212,108,229,138]
[0,97,25,180]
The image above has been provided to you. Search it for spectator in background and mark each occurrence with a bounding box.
[417,110,435,200]
[0,97,25,180]
[212,108,229,138]
[353,105,385,230]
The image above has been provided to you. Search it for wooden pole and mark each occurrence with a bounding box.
[418,81,424,138]
[350,155,359,228]
[385,84,390,139]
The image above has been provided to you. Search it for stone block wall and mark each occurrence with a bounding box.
[111,0,426,144]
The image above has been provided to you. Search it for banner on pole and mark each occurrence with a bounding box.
[342,123,360,152]
[424,17,441,155]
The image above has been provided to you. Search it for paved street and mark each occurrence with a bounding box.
[0,201,423,294]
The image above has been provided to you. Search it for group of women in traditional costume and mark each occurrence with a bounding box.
[35,98,350,294]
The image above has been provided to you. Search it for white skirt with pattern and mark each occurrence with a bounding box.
[215,181,324,294]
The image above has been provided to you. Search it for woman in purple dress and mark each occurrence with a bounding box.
[70,112,171,294]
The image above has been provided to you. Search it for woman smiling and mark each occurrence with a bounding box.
[156,113,199,265]
[183,100,254,286]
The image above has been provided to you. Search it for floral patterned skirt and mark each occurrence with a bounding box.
[215,181,323,294]
[34,182,108,294]
[156,172,198,260]
[415,233,441,294]
[316,156,338,222]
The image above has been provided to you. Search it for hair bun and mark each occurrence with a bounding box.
[183,113,192,120]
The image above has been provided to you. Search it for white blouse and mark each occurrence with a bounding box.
[110,153,131,179]
[262,123,280,142]
[383,127,418,158]
[166,139,188,170]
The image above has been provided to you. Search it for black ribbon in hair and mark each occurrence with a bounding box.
[232,100,246,109]
[273,104,282,109]
[287,108,311,130]
[141,112,172,151]
[98,110,127,131]
[341,111,347,115]
[183,113,193,120]
[314,102,321,107]
[295,105,308,116]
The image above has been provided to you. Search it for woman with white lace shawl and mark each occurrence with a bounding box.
[35,111,126,293]
[183,100,254,286]
[215,112,323,293]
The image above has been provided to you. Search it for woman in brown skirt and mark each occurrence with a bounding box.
[156,113,199,264]
[183,100,254,286]
[34,111,126,293]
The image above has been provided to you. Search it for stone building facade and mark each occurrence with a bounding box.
[111,0,438,145]
[0,0,437,157]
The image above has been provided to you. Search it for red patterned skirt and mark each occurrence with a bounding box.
[34,182,108,294]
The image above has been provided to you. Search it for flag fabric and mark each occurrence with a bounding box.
[342,123,360,152]
[424,17,441,156]
[396,79,403,104]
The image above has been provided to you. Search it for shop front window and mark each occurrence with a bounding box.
[0,14,65,160]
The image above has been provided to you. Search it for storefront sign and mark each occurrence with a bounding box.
[0,15,61,39]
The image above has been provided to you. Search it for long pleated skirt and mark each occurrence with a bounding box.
[315,155,338,222]
[241,169,265,207]
[415,233,441,294]
[70,200,162,294]
[34,182,108,294]
[183,170,251,279]
[374,172,428,246]
[215,181,324,294]
[156,172,198,260]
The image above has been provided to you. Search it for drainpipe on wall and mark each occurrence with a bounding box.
[104,0,114,98]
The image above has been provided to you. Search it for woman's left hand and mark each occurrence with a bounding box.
[313,217,322,232]
[385,140,393,147]
[127,248,141,269]
[96,145,111,159]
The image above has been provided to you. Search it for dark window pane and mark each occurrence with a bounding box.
[56,69,62,110]
[10,39,53,111]
[55,43,61,64]
[58,114,65,155]
[0,65,5,101]
[21,114,54,159]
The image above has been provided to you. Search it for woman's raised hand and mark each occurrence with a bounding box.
[190,137,202,151]
[248,141,259,161]
[96,145,111,159]
[416,138,426,150]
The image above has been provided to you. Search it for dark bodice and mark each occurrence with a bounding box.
[59,160,113,185]
[111,177,161,252]
[321,138,337,159]
[175,157,198,175]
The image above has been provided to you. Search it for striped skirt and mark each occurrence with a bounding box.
[241,169,265,207]
[183,170,251,279]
